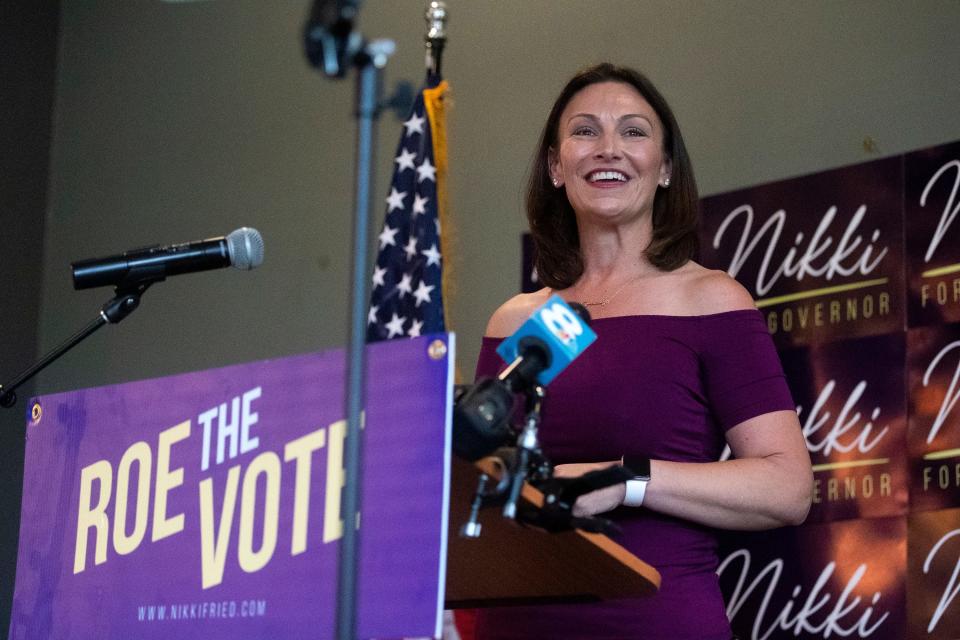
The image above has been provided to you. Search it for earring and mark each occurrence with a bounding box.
[662,178,671,187]
[552,178,560,188]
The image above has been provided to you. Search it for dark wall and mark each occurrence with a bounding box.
[0,0,59,634]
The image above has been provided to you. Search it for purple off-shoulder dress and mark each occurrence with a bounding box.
[472,310,795,640]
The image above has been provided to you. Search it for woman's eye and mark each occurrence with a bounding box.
[572,126,596,136]
[624,127,646,137]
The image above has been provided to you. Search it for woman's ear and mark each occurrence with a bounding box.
[548,147,563,187]
[659,155,673,187]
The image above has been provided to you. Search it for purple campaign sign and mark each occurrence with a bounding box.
[905,140,960,327]
[700,156,905,350]
[908,323,960,512]
[908,507,960,638]
[779,333,908,524]
[9,335,455,640]
[718,517,907,640]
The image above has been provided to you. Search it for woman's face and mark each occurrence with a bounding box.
[549,81,671,226]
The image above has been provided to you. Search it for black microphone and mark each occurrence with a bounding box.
[497,337,551,394]
[304,0,364,78]
[452,300,594,461]
[71,227,264,290]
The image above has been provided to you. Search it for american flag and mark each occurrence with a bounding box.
[367,74,448,342]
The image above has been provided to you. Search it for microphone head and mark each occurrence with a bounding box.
[453,378,516,461]
[226,227,264,270]
[496,295,597,386]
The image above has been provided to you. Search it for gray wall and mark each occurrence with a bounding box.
[5,0,960,626]
[1,0,59,633]
[36,1,960,392]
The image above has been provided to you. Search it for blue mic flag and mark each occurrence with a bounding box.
[496,295,597,386]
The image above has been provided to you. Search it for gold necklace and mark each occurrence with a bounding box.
[580,274,642,308]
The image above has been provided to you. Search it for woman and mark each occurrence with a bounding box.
[472,64,812,639]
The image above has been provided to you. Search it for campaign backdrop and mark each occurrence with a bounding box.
[905,140,960,328]
[779,333,908,524]
[700,156,905,350]
[718,517,907,640]
[9,335,455,640]
[700,139,960,639]
[907,507,960,639]
[908,323,960,513]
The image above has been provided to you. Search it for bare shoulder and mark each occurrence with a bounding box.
[485,289,552,337]
[683,263,756,314]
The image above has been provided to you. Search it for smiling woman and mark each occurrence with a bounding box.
[474,64,813,640]
[548,82,671,229]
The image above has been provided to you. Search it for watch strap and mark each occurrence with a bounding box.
[621,454,651,508]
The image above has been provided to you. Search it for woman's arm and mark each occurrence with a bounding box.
[556,268,812,529]
[556,409,813,530]
[643,409,812,528]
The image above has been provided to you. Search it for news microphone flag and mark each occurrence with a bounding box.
[367,73,450,342]
[496,295,597,386]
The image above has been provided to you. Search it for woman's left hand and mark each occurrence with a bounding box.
[552,461,627,517]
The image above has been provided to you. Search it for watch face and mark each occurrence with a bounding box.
[623,455,651,481]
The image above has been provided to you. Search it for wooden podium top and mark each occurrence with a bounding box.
[445,457,661,608]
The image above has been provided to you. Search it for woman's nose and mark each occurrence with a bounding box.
[594,131,622,159]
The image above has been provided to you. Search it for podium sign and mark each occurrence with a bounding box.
[9,335,454,640]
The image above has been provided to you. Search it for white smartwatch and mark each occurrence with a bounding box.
[621,455,651,507]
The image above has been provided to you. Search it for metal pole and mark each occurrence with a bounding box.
[424,1,448,76]
[336,39,393,640]
[0,284,152,409]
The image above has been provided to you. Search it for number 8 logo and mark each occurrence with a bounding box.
[539,303,583,345]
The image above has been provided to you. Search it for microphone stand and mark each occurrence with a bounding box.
[304,5,444,636]
[458,383,634,538]
[304,7,399,639]
[0,280,157,409]
[503,385,547,520]
[338,44,389,640]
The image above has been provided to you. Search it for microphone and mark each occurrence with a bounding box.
[71,227,264,290]
[304,0,365,78]
[453,296,596,461]
[495,296,596,387]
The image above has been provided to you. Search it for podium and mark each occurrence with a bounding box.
[445,457,661,608]
[10,332,653,638]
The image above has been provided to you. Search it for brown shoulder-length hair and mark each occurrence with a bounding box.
[527,63,699,289]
